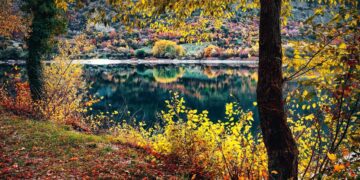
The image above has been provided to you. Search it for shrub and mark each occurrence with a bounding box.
[152,40,185,59]
[220,48,237,59]
[38,36,98,126]
[182,43,210,58]
[0,48,26,60]
[203,45,222,57]
[127,39,142,49]
[135,49,146,59]
[239,48,250,59]
[109,92,267,178]
[0,81,33,116]
[0,36,97,129]
[221,26,230,37]
[116,47,131,54]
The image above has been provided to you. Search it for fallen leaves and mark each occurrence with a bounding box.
[69,157,79,161]
[0,114,183,179]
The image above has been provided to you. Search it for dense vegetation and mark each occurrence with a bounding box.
[0,0,359,179]
[2,2,320,61]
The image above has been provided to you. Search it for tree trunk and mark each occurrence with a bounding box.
[27,21,45,101]
[257,0,299,179]
[26,0,60,101]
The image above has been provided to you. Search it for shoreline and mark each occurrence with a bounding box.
[70,59,259,65]
[0,59,259,65]
[0,59,259,66]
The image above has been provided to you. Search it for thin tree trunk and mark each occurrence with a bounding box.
[257,0,299,179]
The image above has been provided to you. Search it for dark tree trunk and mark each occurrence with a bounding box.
[26,0,62,101]
[257,0,299,179]
[27,20,45,101]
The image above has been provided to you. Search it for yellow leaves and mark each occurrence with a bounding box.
[283,10,357,179]
[304,114,315,121]
[55,0,69,11]
[294,124,307,132]
[115,94,268,178]
[312,103,317,108]
[344,13,350,20]
[246,112,254,121]
[301,104,311,110]
[225,103,234,116]
[338,43,347,49]
[327,152,337,162]
[302,90,309,97]
[294,49,302,59]
[302,105,306,110]
[152,40,185,58]
[36,36,93,123]
[314,7,325,15]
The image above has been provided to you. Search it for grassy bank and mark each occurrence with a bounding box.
[0,112,177,179]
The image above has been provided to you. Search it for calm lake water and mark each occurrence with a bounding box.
[0,63,259,125]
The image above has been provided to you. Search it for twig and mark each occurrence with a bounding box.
[284,34,340,81]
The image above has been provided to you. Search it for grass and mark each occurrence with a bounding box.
[182,42,211,56]
[0,112,177,179]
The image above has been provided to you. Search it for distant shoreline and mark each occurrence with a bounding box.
[0,59,259,66]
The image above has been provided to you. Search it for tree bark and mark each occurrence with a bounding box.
[27,20,45,101]
[257,0,299,179]
[26,0,60,101]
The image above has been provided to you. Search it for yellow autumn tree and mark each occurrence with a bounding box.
[0,0,28,37]
[38,36,97,126]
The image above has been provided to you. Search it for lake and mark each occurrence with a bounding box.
[0,62,259,126]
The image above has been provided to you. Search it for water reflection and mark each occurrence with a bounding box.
[0,64,259,125]
[84,64,258,124]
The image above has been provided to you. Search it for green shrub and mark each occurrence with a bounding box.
[0,48,26,60]
[135,49,146,59]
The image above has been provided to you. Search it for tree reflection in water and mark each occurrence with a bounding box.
[84,64,259,126]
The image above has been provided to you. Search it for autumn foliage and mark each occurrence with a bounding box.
[0,0,359,179]
[203,45,222,57]
[0,36,96,129]
[0,82,33,116]
[152,40,185,58]
[0,0,28,38]
[108,93,267,178]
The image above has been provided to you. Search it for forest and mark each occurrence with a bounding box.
[0,0,359,179]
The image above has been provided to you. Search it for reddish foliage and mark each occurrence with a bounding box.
[0,82,34,116]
